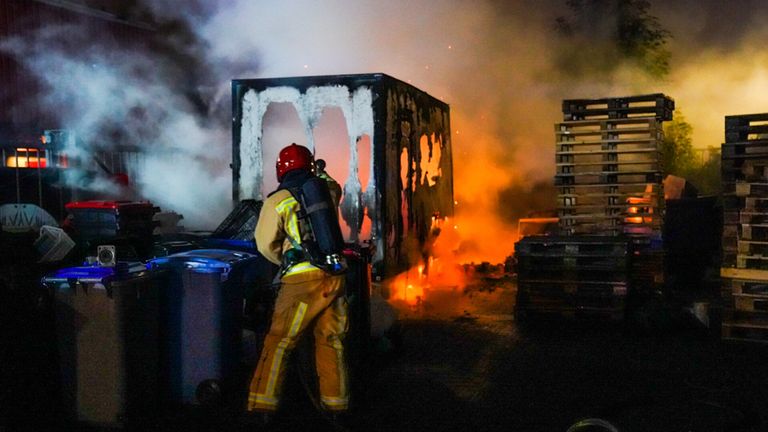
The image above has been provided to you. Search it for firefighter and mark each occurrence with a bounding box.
[314,158,342,208]
[246,143,349,424]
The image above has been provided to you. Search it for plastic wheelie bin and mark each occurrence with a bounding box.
[149,249,261,405]
[42,262,163,428]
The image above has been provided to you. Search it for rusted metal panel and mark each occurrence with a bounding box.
[232,73,454,280]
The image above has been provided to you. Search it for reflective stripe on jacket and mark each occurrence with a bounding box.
[255,189,318,276]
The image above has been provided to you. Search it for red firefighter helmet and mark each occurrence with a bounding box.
[276,143,314,182]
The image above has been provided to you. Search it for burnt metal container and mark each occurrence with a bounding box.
[232,73,454,281]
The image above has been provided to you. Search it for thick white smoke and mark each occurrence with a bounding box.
[1,22,232,228]
[6,0,768,242]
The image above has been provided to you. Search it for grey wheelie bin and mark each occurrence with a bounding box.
[42,262,163,428]
[148,249,260,405]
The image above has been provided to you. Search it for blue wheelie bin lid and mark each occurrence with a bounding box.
[202,238,258,254]
[148,249,257,277]
[42,262,148,287]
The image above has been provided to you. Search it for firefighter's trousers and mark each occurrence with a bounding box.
[247,268,348,412]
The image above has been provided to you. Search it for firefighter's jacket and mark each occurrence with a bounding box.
[255,188,318,276]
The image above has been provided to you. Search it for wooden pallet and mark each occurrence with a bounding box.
[738,211,768,225]
[721,141,768,158]
[722,196,751,211]
[558,207,657,217]
[562,94,674,121]
[558,190,661,203]
[514,236,628,256]
[725,182,768,197]
[721,161,768,183]
[558,183,664,192]
[557,166,661,176]
[737,239,768,255]
[721,267,768,280]
[725,113,768,143]
[744,197,768,209]
[519,280,628,295]
[723,307,768,321]
[556,173,662,186]
[721,318,768,343]
[559,215,660,228]
[517,267,630,284]
[556,138,660,151]
[724,223,768,241]
[733,294,768,312]
[556,116,662,132]
[740,224,768,240]
[516,255,628,271]
[726,279,768,296]
[559,225,660,237]
[736,254,768,269]
[558,162,661,175]
[556,139,660,152]
[559,226,624,236]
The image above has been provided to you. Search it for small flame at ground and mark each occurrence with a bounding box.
[386,215,470,307]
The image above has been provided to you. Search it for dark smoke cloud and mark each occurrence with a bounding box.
[652,0,768,51]
[497,181,557,222]
[0,1,260,227]
[554,0,671,78]
[6,0,768,240]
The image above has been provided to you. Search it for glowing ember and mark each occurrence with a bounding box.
[387,214,468,306]
[624,188,654,224]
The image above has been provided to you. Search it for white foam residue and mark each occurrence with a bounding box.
[239,83,376,243]
[240,86,301,200]
[351,89,376,240]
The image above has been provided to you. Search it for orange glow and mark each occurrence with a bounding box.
[517,217,559,239]
[6,149,47,168]
[57,154,69,168]
[625,193,653,224]
[387,214,468,306]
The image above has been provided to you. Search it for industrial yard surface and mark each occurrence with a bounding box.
[11,283,756,432]
[3,280,767,432]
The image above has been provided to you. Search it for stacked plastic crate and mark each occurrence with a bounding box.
[721,113,768,342]
[65,200,158,259]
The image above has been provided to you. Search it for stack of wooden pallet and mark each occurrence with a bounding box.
[557,94,673,236]
[515,94,673,321]
[721,113,768,343]
[515,236,629,320]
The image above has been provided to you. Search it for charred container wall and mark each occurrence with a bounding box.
[232,73,454,280]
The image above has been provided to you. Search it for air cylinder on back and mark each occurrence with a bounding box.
[300,176,345,258]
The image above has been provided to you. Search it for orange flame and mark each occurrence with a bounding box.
[625,194,653,224]
[387,214,468,306]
